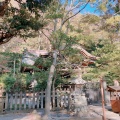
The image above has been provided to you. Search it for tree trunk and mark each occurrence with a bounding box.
[13,59,16,77]
[52,73,57,110]
[118,0,120,11]
[43,50,57,120]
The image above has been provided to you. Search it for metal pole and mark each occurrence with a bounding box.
[100,78,106,120]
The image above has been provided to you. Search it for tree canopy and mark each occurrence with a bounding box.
[0,1,120,118]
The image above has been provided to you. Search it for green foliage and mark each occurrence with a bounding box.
[46,13,64,19]
[68,24,83,33]
[104,72,119,85]
[15,73,32,90]
[75,28,83,33]
[51,30,78,50]
[3,73,32,92]
[0,71,49,92]
[54,74,68,87]
[0,52,21,59]
[90,0,96,2]
[68,24,74,32]
[68,54,84,64]
[1,0,52,39]
[26,0,53,12]
[101,16,120,33]
[45,0,64,20]
[82,73,97,81]
[114,4,119,13]
[81,14,100,24]
[98,3,107,12]
[77,34,97,53]
[3,75,16,92]
[33,71,48,90]
[35,57,52,68]
[83,38,120,83]
[0,52,22,74]
[0,72,33,92]
[1,0,120,89]
[4,8,47,38]
[0,74,9,87]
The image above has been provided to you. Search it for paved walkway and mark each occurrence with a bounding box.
[89,105,120,120]
[0,105,120,120]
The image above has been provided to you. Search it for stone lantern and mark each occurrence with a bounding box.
[69,75,88,115]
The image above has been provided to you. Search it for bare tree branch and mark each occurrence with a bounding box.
[66,1,84,15]
[61,1,82,27]
[61,0,90,26]
[41,30,52,42]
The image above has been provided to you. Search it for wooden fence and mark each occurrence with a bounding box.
[0,83,111,113]
[0,90,70,113]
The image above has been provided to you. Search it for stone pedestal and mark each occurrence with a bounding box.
[69,88,88,116]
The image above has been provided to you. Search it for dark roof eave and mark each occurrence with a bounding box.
[107,86,120,92]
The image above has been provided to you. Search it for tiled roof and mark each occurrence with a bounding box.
[107,86,120,92]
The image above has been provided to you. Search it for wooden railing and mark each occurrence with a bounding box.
[0,84,110,113]
[1,90,70,113]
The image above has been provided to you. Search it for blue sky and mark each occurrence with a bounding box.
[61,0,117,16]
[79,1,117,16]
[80,3,101,16]
[60,0,101,16]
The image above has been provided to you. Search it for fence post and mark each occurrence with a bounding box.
[1,90,74,112]
[32,91,35,109]
[24,92,26,110]
[28,91,31,109]
[0,86,5,113]
[19,91,22,110]
[10,94,13,110]
[64,90,67,107]
[41,90,43,109]
[14,92,18,111]
[61,95,64,108]
[68,93,71,111]
[5,92,8,111]
[56,90,59,108]
[36,92,40,109]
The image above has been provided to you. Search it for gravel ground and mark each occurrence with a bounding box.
[0,105,120,120]
[0,113,27,120]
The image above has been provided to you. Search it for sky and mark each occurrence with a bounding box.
[79,1,117,16]
[61,1,102,16]
[80,3,101,16]
[61,0,117,16]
